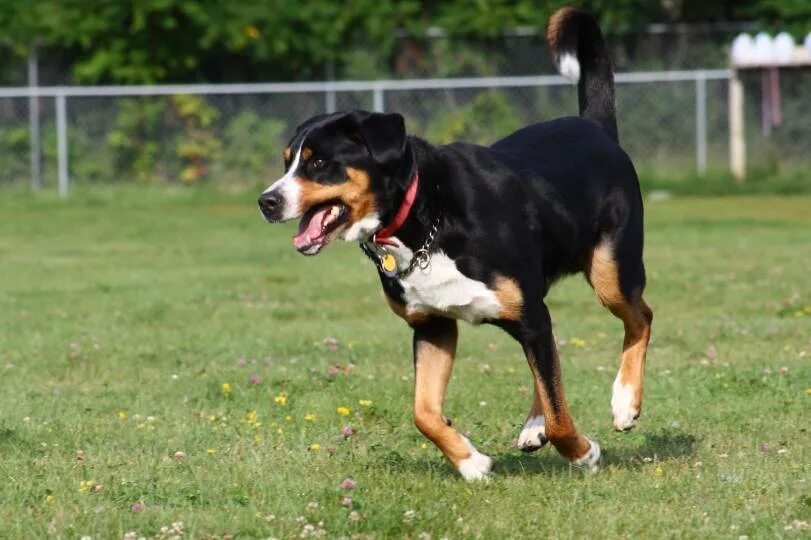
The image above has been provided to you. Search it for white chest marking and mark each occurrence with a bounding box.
[386,242,502,324]
[343,212,381,242]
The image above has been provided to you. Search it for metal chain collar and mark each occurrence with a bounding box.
[360,213,441,279]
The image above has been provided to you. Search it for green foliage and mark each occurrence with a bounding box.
[107,99,168,183]
[106,96,222,184]
[1,1,807,84]
[173,95,222,184]
[425,91,523,145]
[216,111,287,187]
[746,0,811,36]
[0,124,30,181]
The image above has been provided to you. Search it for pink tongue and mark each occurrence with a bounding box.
[293,206,331,249]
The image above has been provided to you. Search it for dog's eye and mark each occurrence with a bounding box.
[311,158,327,171]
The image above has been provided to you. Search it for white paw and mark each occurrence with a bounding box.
[611,376,639,431]
[517,415,548,452]
[572,438,602,474]
[457,436,493,481]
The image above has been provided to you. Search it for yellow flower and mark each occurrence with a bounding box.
[246,410,258,424]
[45,495,54,503]
[336,407,351,416]
[79,480,95,493]
[274,393,287,406]
[805,388,811,395]
[285,415,292,421]
[358,400,372,407]
[221,382,232,395]
[207,448,217,454]
[308,443,321,451]
[420,443,428,449]
[654,466,664,476]
[244,25,260,39]
[570,337,586,348]
[117,410,127,419]
[304,413,317,422]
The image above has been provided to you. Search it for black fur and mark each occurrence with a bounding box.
[549,7,618,142]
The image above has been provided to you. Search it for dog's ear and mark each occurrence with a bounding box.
[352,112,408,173]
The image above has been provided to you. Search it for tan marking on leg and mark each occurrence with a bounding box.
[300,147,313,161]
[491,275,523,321]
[282,147,291,163]
[413,321,473,468]
[294,167,376,226]
[587,240,653,427]
[384,294,428,326]
[588,242,624,307]
[527,380,544,420]
[525,342,592,461]
[617,299,652,409]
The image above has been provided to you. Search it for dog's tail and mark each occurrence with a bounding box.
[547,7,618,142]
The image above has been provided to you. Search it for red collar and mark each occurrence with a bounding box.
[372,170,419,247]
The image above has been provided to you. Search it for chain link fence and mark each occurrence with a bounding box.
[0,68,809,194]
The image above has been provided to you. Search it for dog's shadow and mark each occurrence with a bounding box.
[381,427,697,478]
[497,427,697,476]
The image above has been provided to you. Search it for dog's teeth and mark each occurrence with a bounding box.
[322,205,340,231]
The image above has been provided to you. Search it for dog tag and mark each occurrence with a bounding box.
[380,253,398,277]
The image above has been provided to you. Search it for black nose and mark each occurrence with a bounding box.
[258,191,282,221]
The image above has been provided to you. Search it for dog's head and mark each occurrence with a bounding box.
[258,110,412,255]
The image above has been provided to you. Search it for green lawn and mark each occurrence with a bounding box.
[1,187,809,539]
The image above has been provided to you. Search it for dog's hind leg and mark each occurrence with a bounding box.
[412,317,493,481]
[505,303,601,471]
[587,238,653,431]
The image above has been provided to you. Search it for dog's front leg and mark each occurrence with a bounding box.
[412,316,492,481]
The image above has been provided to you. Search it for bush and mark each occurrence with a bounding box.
[214,111,287,187]
[425,90,522,145]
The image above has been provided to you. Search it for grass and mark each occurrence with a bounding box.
[1,186,809,539]
[638,167,811,196]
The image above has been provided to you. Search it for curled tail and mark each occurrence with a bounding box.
[547,7,618,142]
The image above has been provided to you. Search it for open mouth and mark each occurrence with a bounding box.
[293,201,350,255]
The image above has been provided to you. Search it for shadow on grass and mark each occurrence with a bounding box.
[371,428,697,479]
[497,427,698,476]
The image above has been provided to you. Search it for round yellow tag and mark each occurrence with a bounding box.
[381,254,397,273]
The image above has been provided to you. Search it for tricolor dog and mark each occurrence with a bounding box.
[258,7,652,480]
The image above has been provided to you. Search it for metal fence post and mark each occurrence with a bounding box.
[28,45,42,189]
[695,73,707,176]
[55,93,69,198]
[373,85,384,112]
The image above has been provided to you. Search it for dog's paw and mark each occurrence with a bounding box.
[458,437,493,481]
[572,438,602,474]
[517,415,548,452]
[611,378,640,431]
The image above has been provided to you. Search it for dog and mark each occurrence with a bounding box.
[258,7,652,480]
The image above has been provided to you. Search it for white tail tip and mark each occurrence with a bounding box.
[557,52,581,83]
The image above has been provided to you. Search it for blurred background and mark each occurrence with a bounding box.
[0,0,809,193]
